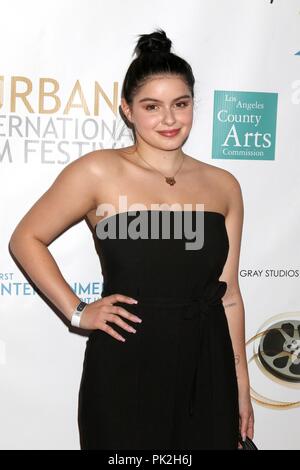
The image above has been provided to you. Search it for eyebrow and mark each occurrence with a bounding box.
[138,94,192,103]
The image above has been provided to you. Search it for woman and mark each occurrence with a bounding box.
[9,28,254,450]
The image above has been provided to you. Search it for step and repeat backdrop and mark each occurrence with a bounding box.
[1,0,299,450]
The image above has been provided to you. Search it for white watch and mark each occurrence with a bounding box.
[71,301,87,327]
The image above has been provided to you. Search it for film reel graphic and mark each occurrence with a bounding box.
[247,310,300,408]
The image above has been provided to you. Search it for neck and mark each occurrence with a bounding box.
[133,141,185,173]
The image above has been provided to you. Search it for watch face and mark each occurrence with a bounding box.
[77,302,87,311]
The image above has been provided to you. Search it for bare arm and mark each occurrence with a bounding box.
[223,294,249,389]
[9,151,101,321]
[219,173,250,391]
[219,173,255,443]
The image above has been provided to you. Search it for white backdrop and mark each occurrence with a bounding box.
[1,0,300,450]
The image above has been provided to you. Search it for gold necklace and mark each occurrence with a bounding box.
[136,148,185,186]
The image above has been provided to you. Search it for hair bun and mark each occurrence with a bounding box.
[135,28,172,56]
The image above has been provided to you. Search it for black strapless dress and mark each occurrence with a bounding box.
[78,210,239,450]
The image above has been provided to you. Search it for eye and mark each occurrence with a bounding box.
[144,101,190,111]
[145,104,159,111]
[175,101,189,108]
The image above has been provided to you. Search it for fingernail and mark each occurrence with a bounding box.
[242,434,246,441]
[131,299,138,303]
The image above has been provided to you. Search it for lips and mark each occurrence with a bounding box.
[157,129,180,137]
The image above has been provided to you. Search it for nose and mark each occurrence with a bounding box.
[161,107,176,126]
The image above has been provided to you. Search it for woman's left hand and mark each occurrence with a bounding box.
[238,388,255,449]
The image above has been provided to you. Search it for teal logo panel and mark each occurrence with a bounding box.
[212,91,278,160]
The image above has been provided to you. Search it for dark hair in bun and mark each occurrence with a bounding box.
[134,29,172,56]
[120,28,195,141]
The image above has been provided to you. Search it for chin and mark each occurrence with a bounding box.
[157,134,189,148]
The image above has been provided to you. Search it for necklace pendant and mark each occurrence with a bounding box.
[165,177,176,186]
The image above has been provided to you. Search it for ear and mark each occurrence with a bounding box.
[120,98,133,123]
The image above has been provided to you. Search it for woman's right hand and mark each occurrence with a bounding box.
[78,293,142,342]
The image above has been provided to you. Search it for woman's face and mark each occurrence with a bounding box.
[122,74,194,149]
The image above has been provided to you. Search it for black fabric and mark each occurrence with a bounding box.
[78,210,240,450]
[238,433,258,450]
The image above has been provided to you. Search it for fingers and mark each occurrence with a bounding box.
[240,416,248,442]
[100,322,127,342]
[109,304,142,323]
[102,293,138,306]
[98,293,142,342]
[246,413,255,440]
[239,409,255,442]
[105,311,138,333]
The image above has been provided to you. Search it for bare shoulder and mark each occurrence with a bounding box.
[185,155,243,216]
[187,155,240,187]
[203,162,243,216]
[72,148,117,173]
[9,149,117,244]
[189,155,240,188]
